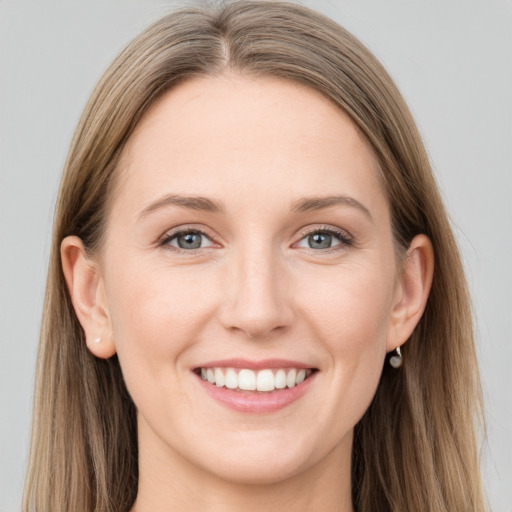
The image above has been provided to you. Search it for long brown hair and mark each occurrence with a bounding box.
[23,2,485,510]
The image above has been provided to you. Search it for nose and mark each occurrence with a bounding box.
[218,244,295,340]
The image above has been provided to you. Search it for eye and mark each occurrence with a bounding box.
[295,228,352,251]
[163,229,215,251]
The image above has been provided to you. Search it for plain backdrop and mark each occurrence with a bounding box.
[1,1,511,510]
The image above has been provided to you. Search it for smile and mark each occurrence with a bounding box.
[198,367,314,392]
[193,361,318,414]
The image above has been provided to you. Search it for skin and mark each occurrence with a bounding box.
[62,74,434,511]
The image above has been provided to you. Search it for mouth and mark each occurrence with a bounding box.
[194,366,316,392]
[192,360,318,413]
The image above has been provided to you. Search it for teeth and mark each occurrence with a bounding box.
[225,368,238,389]
[238,369,256,390]
[256,369,274,392]
[286,368,296,388]
[214,368,225,388]
[198,367,313,392]
[275,369,287,389]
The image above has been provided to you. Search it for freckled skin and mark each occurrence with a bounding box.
[92,75,412,511]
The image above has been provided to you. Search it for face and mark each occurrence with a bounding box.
[96,75,404,484]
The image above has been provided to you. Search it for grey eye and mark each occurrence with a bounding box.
[307,232,333,249]
[167,231,213,250]
[177,232,202,249]
[296,231,344,250]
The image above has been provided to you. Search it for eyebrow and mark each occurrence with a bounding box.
[138,194,225,219]
[137,193,372,221]
[291,195,373,220]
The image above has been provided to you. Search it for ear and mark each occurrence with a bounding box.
[61,236,116,359]
[387,234,434,352]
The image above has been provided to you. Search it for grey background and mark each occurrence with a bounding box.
[1,1,510,510]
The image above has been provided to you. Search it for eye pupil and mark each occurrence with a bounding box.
[308,232,332,249]
[177,232,202,249]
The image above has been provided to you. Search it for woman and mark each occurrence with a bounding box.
[23,1,485,510]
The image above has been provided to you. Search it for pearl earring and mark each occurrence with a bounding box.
[94,337,101,344]
[389,346,403,368]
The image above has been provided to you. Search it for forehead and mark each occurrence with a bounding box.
[113,73,386,219]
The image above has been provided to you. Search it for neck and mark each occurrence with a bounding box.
[131,423,354,512]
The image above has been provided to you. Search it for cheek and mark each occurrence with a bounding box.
[296,262,395,402]
[103,259,223,425]
[105,258,219,369]
[299,261,395,346]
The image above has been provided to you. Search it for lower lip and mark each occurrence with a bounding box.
[195,371,316,414]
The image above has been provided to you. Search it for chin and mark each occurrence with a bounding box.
[185,431,332,486]
[202,454,309,486]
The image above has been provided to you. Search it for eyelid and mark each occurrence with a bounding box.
[158,224,221,252]
[156,223,354,253]
[293,224,354,251]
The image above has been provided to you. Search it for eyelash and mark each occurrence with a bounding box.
[294,225,354,253]
[159,225,354,254]
[159,226,218,254]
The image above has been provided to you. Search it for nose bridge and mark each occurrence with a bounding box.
[220,238,292,338]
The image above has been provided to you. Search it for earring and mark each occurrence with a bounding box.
[94,337,101,344]
[389,346,403,368]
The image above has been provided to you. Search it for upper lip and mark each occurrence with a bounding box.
[193,358,316,371]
